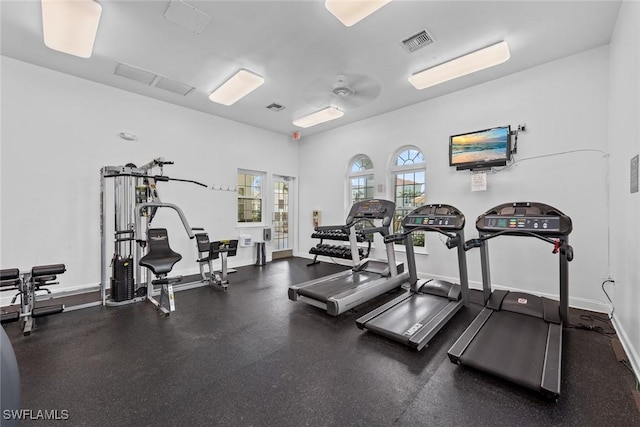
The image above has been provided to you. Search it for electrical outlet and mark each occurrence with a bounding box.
[517,123,526,132]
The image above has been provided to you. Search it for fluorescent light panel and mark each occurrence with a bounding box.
[209,69,264,106]
[41,0,102,58]
[293,107,344,128]
[325,0,391,27]
[409,41,510,90]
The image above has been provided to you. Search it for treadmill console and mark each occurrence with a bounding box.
[476,202,572,235]
[346,199,396,227]
[402,204,465,231]
[481,216,561,232]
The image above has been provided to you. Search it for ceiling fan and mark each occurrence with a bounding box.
[305,73,382,111]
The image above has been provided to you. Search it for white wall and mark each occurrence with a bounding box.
[298,46,611,312]
[608,1,640,376]
[0,56,298,292]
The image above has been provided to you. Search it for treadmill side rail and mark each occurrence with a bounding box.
[447,307,493,363]
[356,289,414,329]
[410,299,464,351]
[541,322,563,398]
[288,269,354,301]
[327,272,409,316]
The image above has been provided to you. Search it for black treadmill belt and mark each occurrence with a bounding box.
[297,271,380,302]
[366,294,450,339]
[460,310,549,391]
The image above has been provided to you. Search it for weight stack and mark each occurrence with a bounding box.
[111,258,134,302]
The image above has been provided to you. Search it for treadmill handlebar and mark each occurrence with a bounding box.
[384,225,460,247]
[361,227,388,237]
[553,240,574,261]
[446,235,461,249]
[463,238,484,251]
[464,232,574,261]
[383,233,405,244]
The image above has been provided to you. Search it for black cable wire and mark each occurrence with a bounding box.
[601,279,615,319]
[621,360,640,392]
[568,313,617,336]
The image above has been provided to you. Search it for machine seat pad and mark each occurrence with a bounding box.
[32,264,66,277]
[208,241,221,260]
[1,311,20,323]
[0,269,20,281]
[0,279,21,289]
[195,233,211,253]
[139,229,182,275]
[32,305,64,317]
[218,240,239,257]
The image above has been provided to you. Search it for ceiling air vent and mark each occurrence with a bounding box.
[114,63,157,85]
[154,76,194,96]
[114,63,194,96]
[266,103,285,111]
[401,29,434,53]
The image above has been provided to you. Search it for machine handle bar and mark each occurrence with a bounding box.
[360,227,388,237]
[314,225,350,233]
[464,230,574,261]
[384,225,459,247]
[108,172,208,188]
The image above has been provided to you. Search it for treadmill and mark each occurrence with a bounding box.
[288,199,408,316]
[448,202,573,399]
[356,204,469,351]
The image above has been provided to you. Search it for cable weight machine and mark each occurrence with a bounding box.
[100,158,207,312]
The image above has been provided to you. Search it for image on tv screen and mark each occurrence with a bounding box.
[450,126,510,166]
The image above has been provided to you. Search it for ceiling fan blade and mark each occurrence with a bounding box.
[303,77,337,109]
[334,73,381,109]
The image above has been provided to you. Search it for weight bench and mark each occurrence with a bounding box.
[0,264,66,335]
[195,233,238,291]
[139,228,182,315]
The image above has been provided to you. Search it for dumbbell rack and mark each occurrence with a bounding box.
[307,229,371,266]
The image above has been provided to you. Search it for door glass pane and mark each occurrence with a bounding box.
[273,180,289,250]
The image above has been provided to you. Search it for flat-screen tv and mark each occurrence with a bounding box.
[449,125,511,170]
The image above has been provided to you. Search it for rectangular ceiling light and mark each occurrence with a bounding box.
[293,107,344,128]
[209,69,265,106]
[325,0,391,27]
[409,41,510,90]
[41,0,102,58]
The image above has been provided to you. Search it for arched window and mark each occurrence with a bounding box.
[390,147,426,247]
[347,155,374,205]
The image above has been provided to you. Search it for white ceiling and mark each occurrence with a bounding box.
[0,0,622,138]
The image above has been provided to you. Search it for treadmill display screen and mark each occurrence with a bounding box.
[482,216,561,232]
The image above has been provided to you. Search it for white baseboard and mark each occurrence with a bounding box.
[611,316,640,380]
[417,272,611,313]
